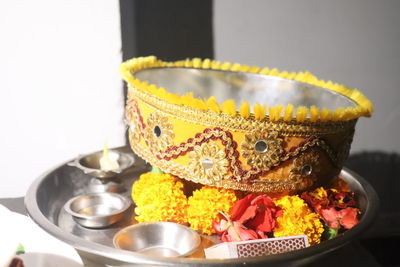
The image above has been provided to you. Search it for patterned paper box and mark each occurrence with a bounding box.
[204,235,309,259]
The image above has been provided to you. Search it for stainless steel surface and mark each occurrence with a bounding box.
[113,222,201,257]
[87,177,125,193]
[69,149,135,179]
[135,68,357,111]
[64,193,131,228]
[25,146,378,266]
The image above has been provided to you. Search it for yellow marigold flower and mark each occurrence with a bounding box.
[132,172,188,224]
[187,186,237,235]
[274,195,324,245]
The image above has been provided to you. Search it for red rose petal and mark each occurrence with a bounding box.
[320,207,340,229]
[339,207,359,229]
[215,194,282,242]
[257,230,267,239]
[230,194,254,221]
[236,205,258,224]
[247,210,272,232]
[251,195,274,207]
[234,221,258,241]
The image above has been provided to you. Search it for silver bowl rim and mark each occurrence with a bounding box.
[25,159,379,266]
[64,192,131,220]
[134,67,359,111]
[113,221,202,257]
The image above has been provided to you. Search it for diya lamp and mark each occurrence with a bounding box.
[68,144,135,193]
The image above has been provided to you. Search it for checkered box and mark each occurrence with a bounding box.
[204,235,309,259]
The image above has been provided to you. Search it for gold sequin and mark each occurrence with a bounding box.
[289,151,321,188]
[241,131,284,170]
[189,143,229,183]
[146,112,175,152]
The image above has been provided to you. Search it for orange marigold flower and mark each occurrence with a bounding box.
[273,195,324,245]
[187,186,237,235]
[131,172,188,224]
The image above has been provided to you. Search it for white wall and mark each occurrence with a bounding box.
[214,0,400,153]
[0,1,124,197]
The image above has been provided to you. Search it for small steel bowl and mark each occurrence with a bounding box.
[64,193,131,228]
[113,222,201,257]
[68,149,135,179]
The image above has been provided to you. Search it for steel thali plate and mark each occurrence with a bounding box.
[25,147,378,266]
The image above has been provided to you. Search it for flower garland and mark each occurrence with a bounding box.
[131,170,360,245]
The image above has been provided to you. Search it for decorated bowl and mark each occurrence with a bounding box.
[122,56,373,194]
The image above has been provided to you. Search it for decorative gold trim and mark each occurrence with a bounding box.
[125,102,141,143]
[130,86,358,136]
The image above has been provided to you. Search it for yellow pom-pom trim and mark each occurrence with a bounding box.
[309,106,320,122]
[320,108,332,122]
[239,101,250,118]
[120,56,373,122]
[283,104,295,122]
[269,105,283,121]
[254,103,267,120]
[206,96,221,113]
[296,106,308,123]
[222,99,236,116]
